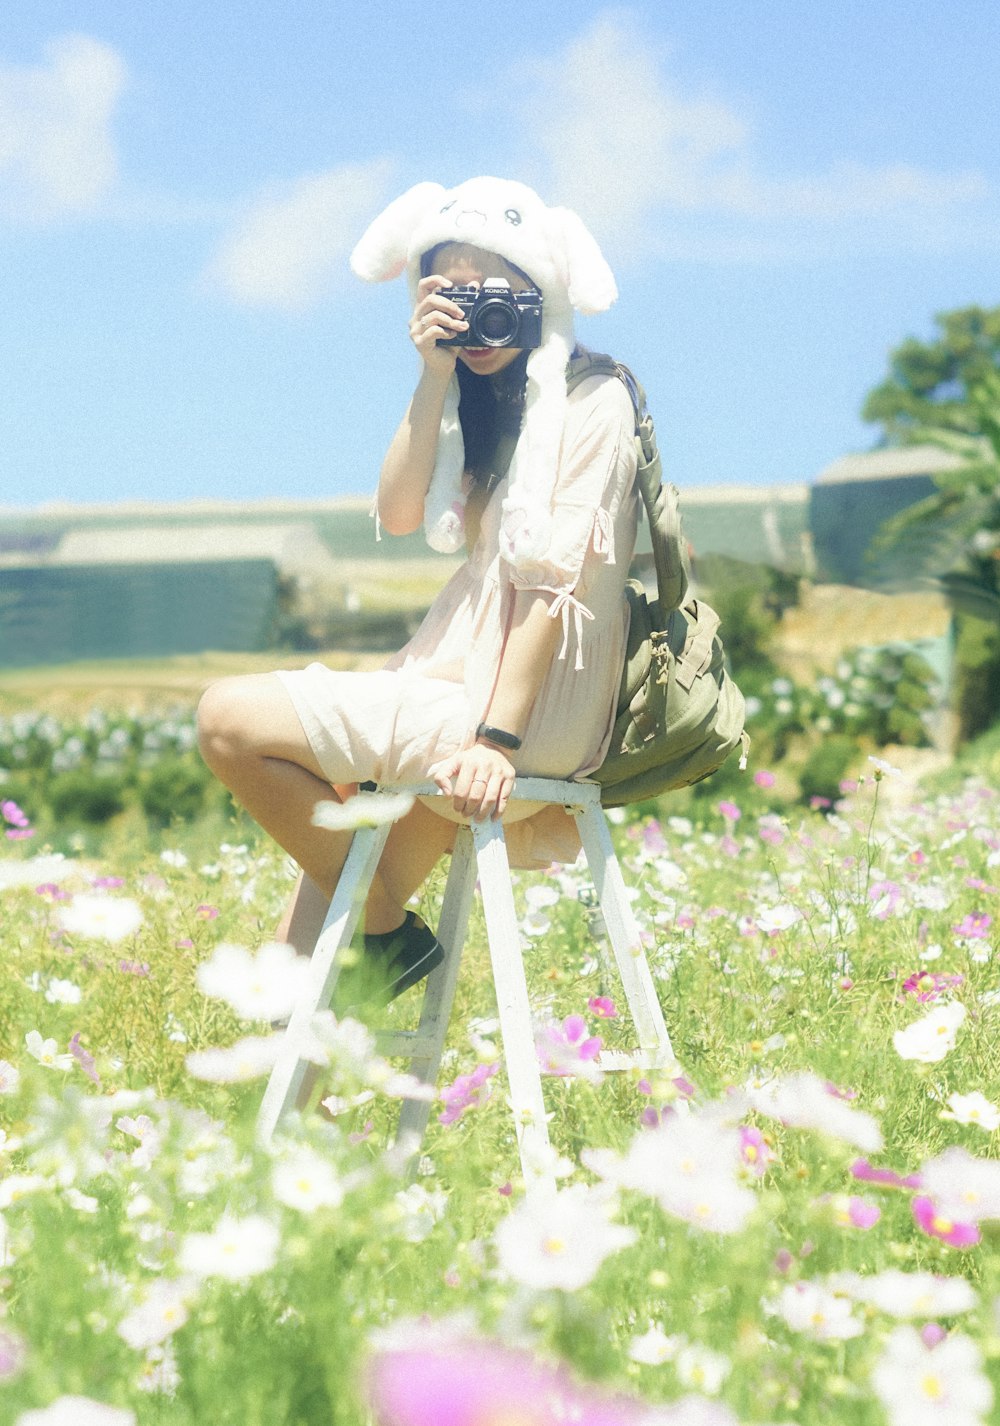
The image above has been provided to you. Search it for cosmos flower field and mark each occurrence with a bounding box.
[1,756,999,1425]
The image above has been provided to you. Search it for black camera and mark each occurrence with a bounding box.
[439,279,543,349]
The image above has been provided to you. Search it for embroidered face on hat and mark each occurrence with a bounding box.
[350,176,617,567]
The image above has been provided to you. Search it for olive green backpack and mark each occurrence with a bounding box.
[566,353,749,808]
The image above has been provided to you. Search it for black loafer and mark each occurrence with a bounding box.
[333,912,445,1012]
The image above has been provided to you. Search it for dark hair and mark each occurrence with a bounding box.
[420,244,532,485]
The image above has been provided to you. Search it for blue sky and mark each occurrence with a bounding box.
[2,1,998,510]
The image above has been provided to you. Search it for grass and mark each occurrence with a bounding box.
[1,746,999,1423]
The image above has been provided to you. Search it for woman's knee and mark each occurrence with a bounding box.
[197,676,261,772]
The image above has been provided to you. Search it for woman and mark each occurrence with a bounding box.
[197,177,638,1001]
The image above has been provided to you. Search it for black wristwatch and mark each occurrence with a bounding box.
[475,722,522,752]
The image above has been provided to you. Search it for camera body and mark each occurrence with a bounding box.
[439,279,543,350]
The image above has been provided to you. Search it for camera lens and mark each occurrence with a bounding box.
[473,299,518,346]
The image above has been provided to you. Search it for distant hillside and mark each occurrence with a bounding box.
[1,486,811,572]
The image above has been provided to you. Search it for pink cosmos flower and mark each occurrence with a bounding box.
[738,1125,774,1176]
[438,1062,499,1126]
[719,835,740,858]
[2,799,32,838]
[843,1195,880,1229]
[91,876,125,890]
[0,1326,26,1379]
[367,1337,646,1426]
[952,911,992,940]
[641,821,668,854]
[69,1033,101,1086]
[35,883,70,901]
[536,1015,603,1080]
[195,904,219,920]
[717,800,741,822]
[850,1158,923,1191]
[753,769,776,788]
[587,996,618,1019]
[901,970,965,1002]
[911,1195,981,1248]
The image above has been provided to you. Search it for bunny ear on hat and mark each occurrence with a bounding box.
[350,181,446,283]
[545,206,618,315]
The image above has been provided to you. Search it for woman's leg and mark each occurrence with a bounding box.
[198,674,456,934]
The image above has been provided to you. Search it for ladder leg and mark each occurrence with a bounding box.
[395,826,478,1152]
[257,822,392,1144]
[573,798,676,1064]
[472,818,554,1193]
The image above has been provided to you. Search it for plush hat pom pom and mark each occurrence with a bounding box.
[422,373,466,554]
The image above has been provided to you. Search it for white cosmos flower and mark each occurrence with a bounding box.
[919,1145,1000,1223]
[0,1060,20,1095]
[494,1183,637,1291]
[754,903,802,935]
[195,940,310,1022]
[15,1399,136,1426]
[311,790,415,831]
[178,1213,280,1282]
[894,1001,967,1063]
[57,894,144,943]
[675,1343,731,1396]
[185,1034,282,1083]
[592,1111,757,1235]
[117,1277,195,1350]
[872,1325,992,1426]
[24,1030,73,1072]
[44,978,82,1005]
[940,1090,1000,1131]
[748,1071,883,1152]
[628,1324,686,1365]
[846,1268,976,1319]
[766,1281,863,1340]
[272,1147,345,1212]
[393,1183,447,1244]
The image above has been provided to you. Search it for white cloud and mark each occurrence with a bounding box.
[0,34,126,222]
[204,158,394,309]
[518,11,990,250]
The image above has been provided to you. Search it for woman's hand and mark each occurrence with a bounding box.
[409,275,468,378]
[428,742,516,822]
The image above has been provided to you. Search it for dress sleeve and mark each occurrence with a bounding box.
[508,375,635,591]
[505,374,637,668]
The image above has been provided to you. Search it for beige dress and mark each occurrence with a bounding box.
[276,371,638,867]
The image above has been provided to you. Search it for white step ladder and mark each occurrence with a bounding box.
[257,778,677,1190]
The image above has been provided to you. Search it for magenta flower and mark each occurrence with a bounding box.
[753,769,776,788]
[367,1338,646,1426]
[717,800,741,822]
[587,996,618,1019]
[536,1015,602,1079]
[195,904,220,920]
[438,1062,499,1126]
[901,970,965,1003]
[850,1158,923,1191]
[912,1195,980,1248]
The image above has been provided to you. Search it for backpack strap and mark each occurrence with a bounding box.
[567,353,689,615]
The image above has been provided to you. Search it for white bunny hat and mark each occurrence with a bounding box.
[350,177,617,567]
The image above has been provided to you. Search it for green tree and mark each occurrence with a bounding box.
[868,358,1000,741]
[862,304,1000,444]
